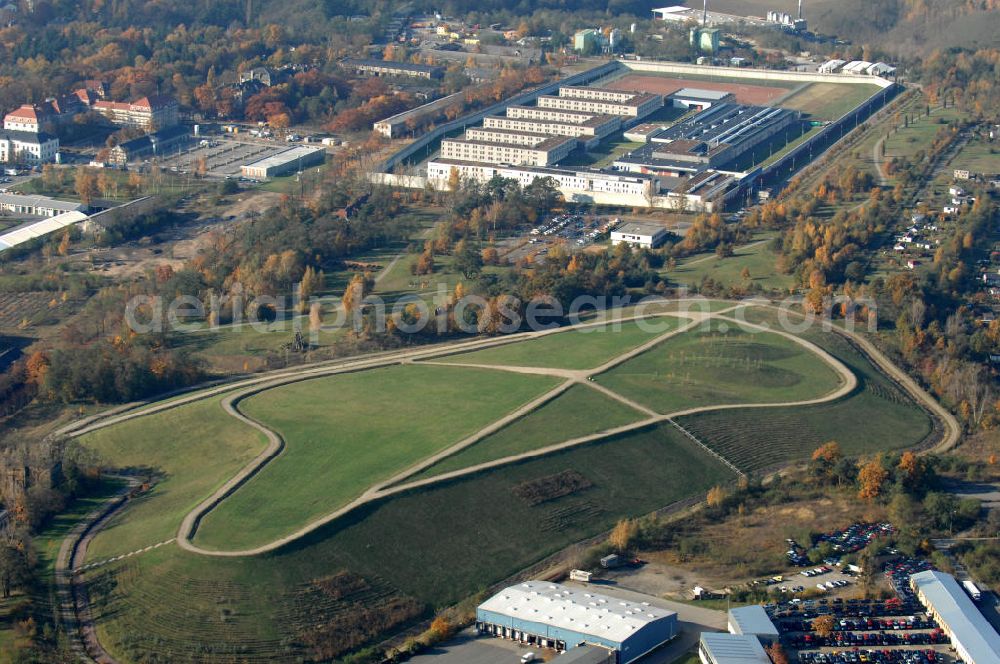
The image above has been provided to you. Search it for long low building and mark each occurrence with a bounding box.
[476,581,678,664]
[428,159,659,203]
[108,125,189,165]
[0,193,85,217]
[537,92,663,121]
[483,114,621,143]
[464,126,575,149]
[727,606,779,644]
[910,571,1000,664]
[507,105,614,126]
[241,146,326,179]
[0,210,88,252]
[611,222,668,248]
[439,135,577,167]
[341,57,444,80]
[699,633,770,664]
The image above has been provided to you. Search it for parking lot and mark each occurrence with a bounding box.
[501,214,624,265]
[156,137,291,177]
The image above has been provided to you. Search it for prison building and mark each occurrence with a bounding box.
[483,114,621,143]
[536,92,663,121]
[439,135,576,167]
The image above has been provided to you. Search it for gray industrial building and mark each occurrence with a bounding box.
[614,103,799,176]
[241,146,325,180]
[910,571,1000,664]
[476,581,678,664]
[699,633,770,664]
[727,606,779,644]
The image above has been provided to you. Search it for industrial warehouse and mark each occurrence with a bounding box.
[240,145,325,180]
[613,102,800,176]
[476,581,678,663]
[910,571,1000,664]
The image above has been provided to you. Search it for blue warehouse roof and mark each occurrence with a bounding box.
[728,605,779,638]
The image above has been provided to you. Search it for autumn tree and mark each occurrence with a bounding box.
[706,485,727,508]
[74,169,99,206]
[57,230,71,257]
[765,642,790,664]
[608,518,637,553]
[896,451,926,490]
[429,615,454,642]
[341,272,372,314]
[812,615,836,638]
[858,456,889,501]
[809,441,842,483]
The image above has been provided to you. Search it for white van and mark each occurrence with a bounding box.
[520,652,536,663]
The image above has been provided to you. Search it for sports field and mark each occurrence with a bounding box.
[609,73,792,105]
[71,303,944,663]
[778,82,882,120]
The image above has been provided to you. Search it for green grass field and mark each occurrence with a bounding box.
[778,83,882,121]
[677,315,932,472]
[669,235,795,292]
[951,134,1000,175]
[85,423,733,663]
[194,365,561,550]
[595,320,843,413]
[407,384,646,481]
[433,316,684,370]
[80,399,268,560]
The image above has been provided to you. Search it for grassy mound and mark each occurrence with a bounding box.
[194,364,561,550]
[595,321,843,414]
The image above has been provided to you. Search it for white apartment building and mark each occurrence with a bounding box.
[506,105,609,125]
[536,92,663,120]
[464,127,577,149]
[439,135,577,167]
[557,86,641,103]
[3,105,47,133]
[427,159,657,201]
[483,114,621,142]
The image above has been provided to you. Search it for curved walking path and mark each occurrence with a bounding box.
[178,308,854,557]
[63,298,957,561]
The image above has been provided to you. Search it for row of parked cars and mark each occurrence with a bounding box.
[802,565,835,578]
[816,522,894,554]
[885,557,934,603]
[785,629,946,649]
[773,597,921,621]
[798,649,939,664]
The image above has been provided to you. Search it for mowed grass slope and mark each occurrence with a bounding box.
[86,424,734,663]
[407,384,647,482]
[677,315,932,472]
[194,364,561,550]
[596,321,843,413]
[80,399,268,560]
[433,316,686,370]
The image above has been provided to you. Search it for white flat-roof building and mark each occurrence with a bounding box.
[483,114,620,145]
[910,571,1000,664]
[464,127,576,149]
[727,606,779,644]
[668,88,736,110]
[0,193,84,217]
[439,135,577,167]
[699,633,770,664]
[537,91,663,121]
[427,159,658,205]
[476,581,678,664]
[240,146,325,179]
[610,222,668,248]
